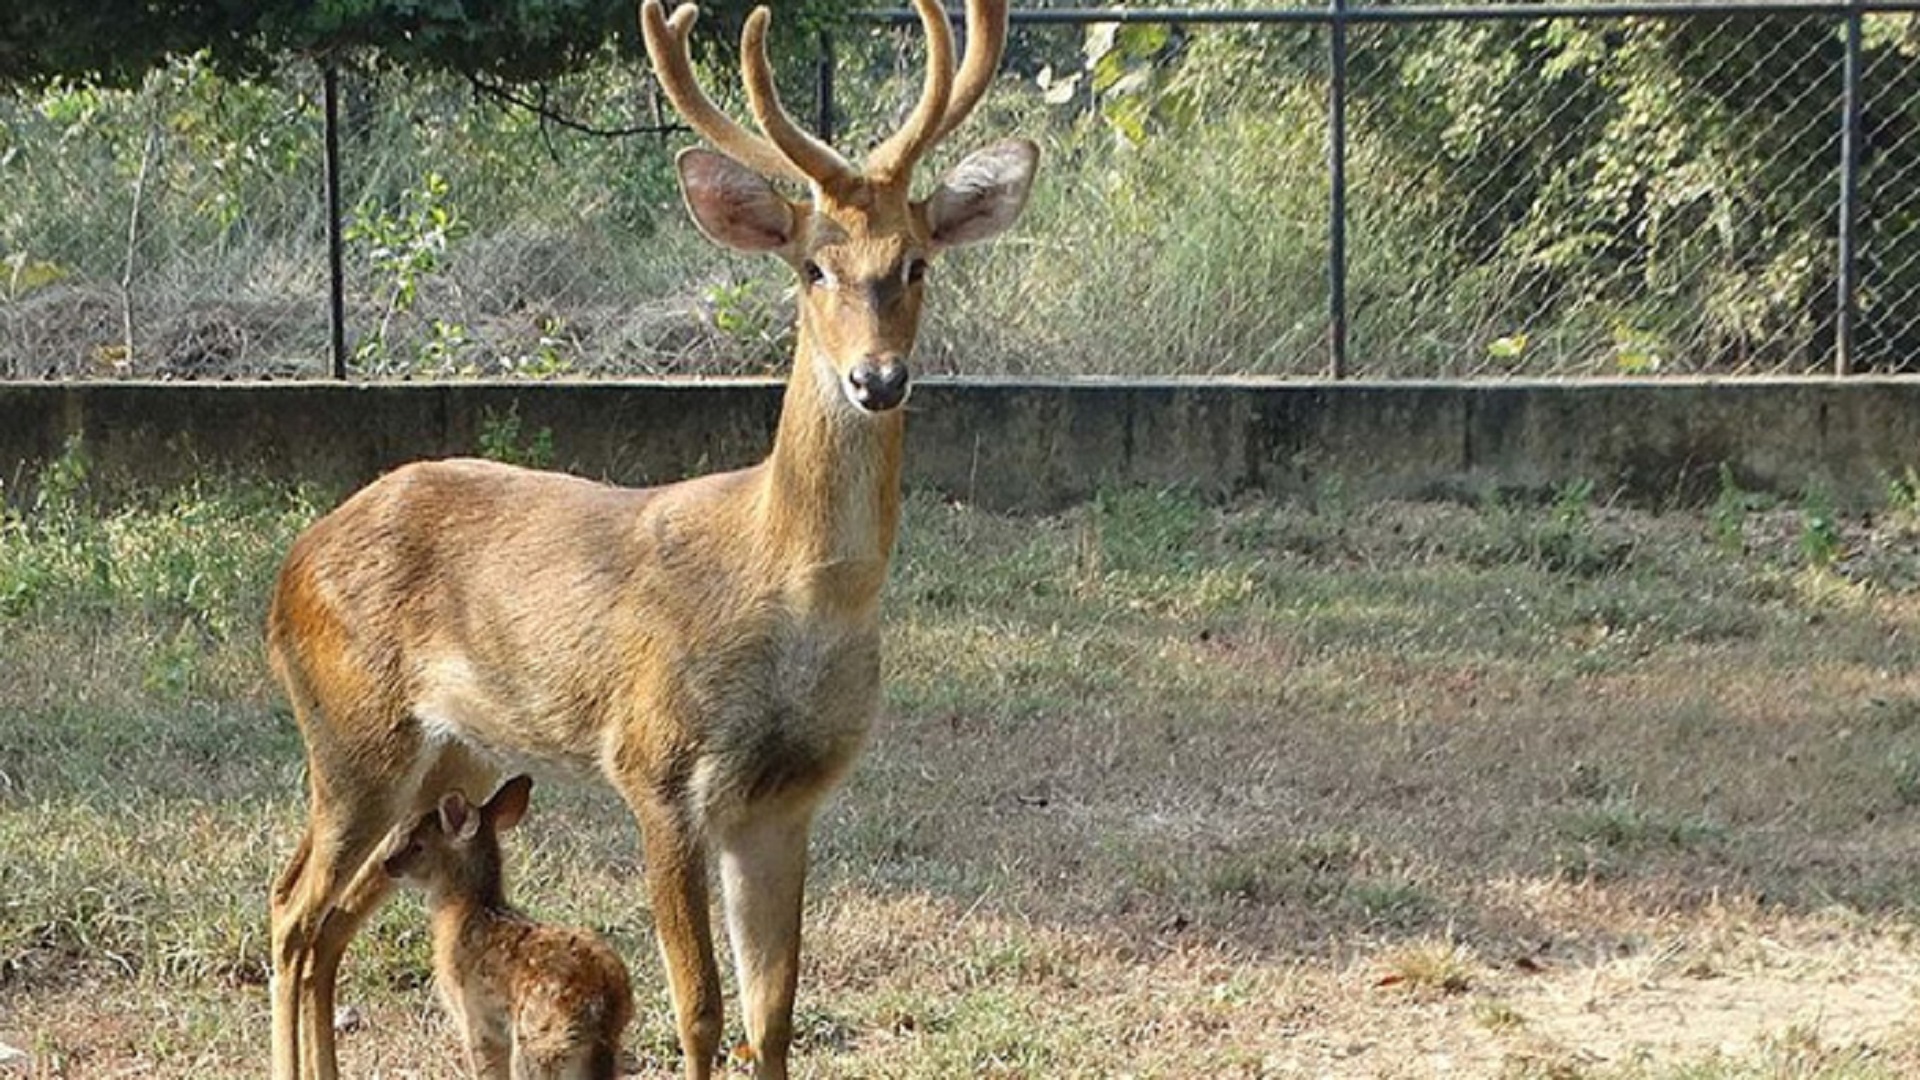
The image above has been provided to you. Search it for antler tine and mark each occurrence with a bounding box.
[862,0,956,185]
[933,0,1009,144]
[740,7,861,198]
[639,0,809,185]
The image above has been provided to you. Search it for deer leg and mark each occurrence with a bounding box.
[270,829,315,1080]
[717,809,812,1080]
[463,1020,512,1080]
[272,701,428,1080]
[631,796,724,1080]
[272,803,403,1080]
[307,744,499,1077]
[300,855,394,1080]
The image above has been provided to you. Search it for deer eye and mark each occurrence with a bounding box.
[905,258,929,284]
[802,260,830,288]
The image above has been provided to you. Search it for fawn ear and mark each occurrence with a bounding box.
[438,792,478,842]
[677,148,799,254]
[485,775,533,832]
[923,138,1039,252]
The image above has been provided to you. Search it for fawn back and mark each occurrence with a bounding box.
[383,775,632,1080]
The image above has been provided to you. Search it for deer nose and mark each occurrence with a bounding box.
[848,357,911,412]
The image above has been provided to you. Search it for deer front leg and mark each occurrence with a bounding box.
[718,809,811,1080]
[633,796,724,1080]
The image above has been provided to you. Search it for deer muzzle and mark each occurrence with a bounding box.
[848,357,911,412]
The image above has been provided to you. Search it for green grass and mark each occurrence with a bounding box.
[5,462,1920,1075]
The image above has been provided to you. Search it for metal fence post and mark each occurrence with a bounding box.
[323,62,348,380]
[1836,1,1863,375]
[1328,0,1350,378]
[817,30,837,144]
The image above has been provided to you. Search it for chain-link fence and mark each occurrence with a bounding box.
[0,56,732,381]
[1342,7,1919,377]
[0,58,331,379]
[3,3,1918,380]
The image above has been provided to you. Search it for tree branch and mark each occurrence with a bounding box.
[465,73,690,138]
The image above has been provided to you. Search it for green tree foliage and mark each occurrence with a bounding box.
[1355,18,1828,368]
[0,0,839,87]
[1,2,255,87]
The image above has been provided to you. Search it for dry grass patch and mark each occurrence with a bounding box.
[1376,938,1479,997]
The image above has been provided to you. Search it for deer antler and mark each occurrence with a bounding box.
[739,8,861,197]
[934,0,1010,145]
[640,1,814,186]
[862,0,956,185]
[643,0,1010,197]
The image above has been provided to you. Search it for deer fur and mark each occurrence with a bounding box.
[383,776,632,1079]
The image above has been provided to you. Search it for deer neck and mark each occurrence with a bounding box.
[757,335,906,609]
[424,854,509,927]
[427,880,518,953]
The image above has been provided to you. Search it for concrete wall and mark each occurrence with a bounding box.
[2,377,1918,509]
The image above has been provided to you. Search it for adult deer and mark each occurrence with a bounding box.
[264,0,1036,1077]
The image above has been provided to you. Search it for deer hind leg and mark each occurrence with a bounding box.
[270,688,434,1080]
[300,854,391,1080]
[302,744,501,1077]
[270,828,315,1080]
[273,791,407,1080]
[626,793,724,1080]
[717,809,811,1080]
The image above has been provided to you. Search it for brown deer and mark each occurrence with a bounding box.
[381,775,632,1079]
[264,0,1037,1077]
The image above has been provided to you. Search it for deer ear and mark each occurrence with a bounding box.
[677,147,800,253]
[485,775,533,833]
[923,138,1038,252]
[438,793,476,841]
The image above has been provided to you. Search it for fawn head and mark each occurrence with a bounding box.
[642,0,1037,414]
[382,774,534,900]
